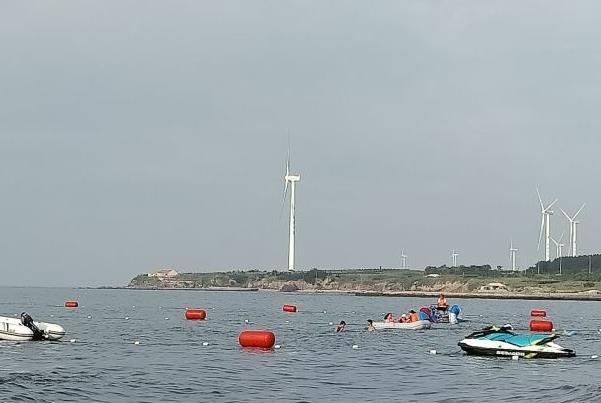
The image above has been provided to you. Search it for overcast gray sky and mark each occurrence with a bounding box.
[1,1,601,286]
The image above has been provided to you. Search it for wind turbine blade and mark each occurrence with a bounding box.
[574,203,586,219]
[536,187,544,210]
[547,198,558,210]
[537,215,544,251]
[286,148,290,177]
[558,232,564,243]
[279,180,288,218]
[560,208,571,221]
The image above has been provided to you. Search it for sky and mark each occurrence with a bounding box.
[1,1,601,286]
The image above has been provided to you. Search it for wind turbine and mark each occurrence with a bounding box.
[509,240,518,271]
[560,204,585,257]
[537,187,558,262]
[451,250,459,267]
[401,251,407,269]
[281,148,301,271]
[550,233,564,259]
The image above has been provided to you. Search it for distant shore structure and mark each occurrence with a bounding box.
[148,268,179,278]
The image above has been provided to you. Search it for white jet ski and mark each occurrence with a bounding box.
[458,325,575,359]
[0,313,66,341]
[372,320,432,330]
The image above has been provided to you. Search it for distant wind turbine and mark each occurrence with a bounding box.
[550,233,565,259]
[282,147,301,271]
[537,187,558,262]
[451,250,459,267]
[560,204,585,257]
[509,240,518,271]
[401,250,407,269]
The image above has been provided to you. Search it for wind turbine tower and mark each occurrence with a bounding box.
[451,250,459,267]
[537,188,558,262]
[560,204,585,257]
[509,241,518,271]
[401,251,407,269]
[282,151,301,271]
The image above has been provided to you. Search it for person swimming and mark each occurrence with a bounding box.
[336,320,346,332]
[367,319,375,332]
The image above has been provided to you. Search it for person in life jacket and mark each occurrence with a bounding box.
[408,310,419,322]
[437,294,449,311]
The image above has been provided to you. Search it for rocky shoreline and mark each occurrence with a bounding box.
[353,290,601,301]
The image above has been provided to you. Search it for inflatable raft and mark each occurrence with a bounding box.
[0,313,65,341]
[372,320,432,330]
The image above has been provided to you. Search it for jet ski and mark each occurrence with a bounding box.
[420,304,462,324]
[458,325,575,359]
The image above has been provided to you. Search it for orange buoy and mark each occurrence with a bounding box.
[530,309,547,317]
[282,304,297,313]
[64,300,78,308]
[530,319,553,332]
[185,308,207,320]
[239,330,276,349]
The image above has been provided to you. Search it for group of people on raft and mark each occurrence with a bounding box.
[383,294,449,324]
[336,294,450,332]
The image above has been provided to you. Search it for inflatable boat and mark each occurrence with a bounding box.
[0,313,65,341]
[372,320,432,330]
[458,325,575,359]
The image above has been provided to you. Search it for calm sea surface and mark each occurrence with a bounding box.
[0,287,600,402]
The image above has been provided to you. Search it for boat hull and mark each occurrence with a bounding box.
[0,316,65,341]
[458,339,575,359]
[372,320,431,330]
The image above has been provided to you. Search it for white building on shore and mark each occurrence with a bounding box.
[148,268,179,278]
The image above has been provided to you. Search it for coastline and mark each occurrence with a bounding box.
[354,290,601,301]
[105,286,601,301]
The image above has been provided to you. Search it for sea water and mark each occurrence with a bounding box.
[0,287,600,402]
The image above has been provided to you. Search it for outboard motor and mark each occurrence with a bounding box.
[20,312,45,340]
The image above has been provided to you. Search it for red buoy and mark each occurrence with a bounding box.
[184,308,206,320]
[530,309,547,317]
[64,300,78,308]
[239,330,276,349]
[530,319,553,332]
[282,304,297,313]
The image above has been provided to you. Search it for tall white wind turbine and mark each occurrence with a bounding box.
[509,240,518,271]
[537,187,558,262]
[401,251,407,269]
[560,204,585,257]
[282,149,301,272]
